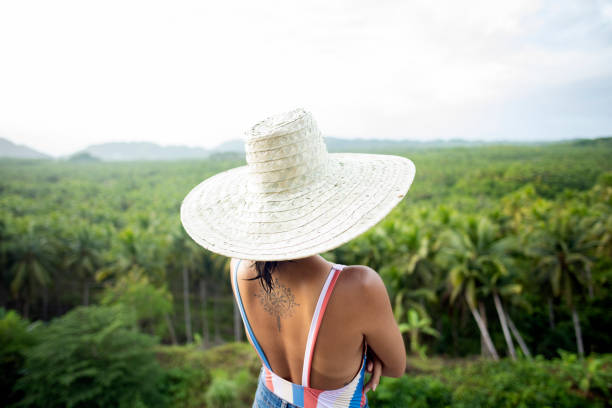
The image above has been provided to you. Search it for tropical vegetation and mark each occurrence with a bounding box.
[1,137,611,407]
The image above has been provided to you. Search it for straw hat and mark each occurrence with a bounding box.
[180,108,416,261]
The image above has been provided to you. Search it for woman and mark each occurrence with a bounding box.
[181,108,416,408]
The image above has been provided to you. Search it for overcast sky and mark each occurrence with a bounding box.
[1,0,611,156]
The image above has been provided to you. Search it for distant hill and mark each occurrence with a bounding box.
[213,139,245,153]
[6,135,606,162]
[82,142,210,161]
[569,136,612,147]
[207,136,551,154]
[68,152,101,162]
[0,137,51,159]
[324,136,565,152]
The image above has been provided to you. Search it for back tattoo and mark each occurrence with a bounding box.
[254,277,299,331]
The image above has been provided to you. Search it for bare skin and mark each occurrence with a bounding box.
[230,255,406,392]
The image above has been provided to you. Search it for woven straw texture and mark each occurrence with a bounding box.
[180,108,416,261]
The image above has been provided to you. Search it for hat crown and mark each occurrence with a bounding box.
[244,108,329,193]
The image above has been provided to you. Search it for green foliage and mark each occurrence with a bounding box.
[156,345,211,408]
[205,377,239,408]
[201,367,260,407]
[367,375,452,408]
[0,308,40,407]
[233,368,259,405]
[155,342,260,408]
[100,267,173,336]
[1,138,612,387]
[398,308,440,358]
[12,305,166,408]
[556,349,612,401]
[369,353,611,407]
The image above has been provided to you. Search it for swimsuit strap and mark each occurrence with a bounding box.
[232,259,272,370]
[301,263,345,387]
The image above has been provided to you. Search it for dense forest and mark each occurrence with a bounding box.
[1,137,611,407]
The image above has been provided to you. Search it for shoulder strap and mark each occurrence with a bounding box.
[232,259,272,370]
[301,263,345,387]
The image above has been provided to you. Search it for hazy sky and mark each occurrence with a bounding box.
[1,0,611,156]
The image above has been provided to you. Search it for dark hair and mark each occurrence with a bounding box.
[246,261,279,293]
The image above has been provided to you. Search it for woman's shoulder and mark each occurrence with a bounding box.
[339,264,385,289]
[335,264,389,307]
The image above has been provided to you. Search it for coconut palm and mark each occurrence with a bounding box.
[64,224,105,305]
[435,216,501,361]
[167,228,204,343]
[525,207,599,358]
[437,214,532,360]
[98,226,177,343]
[6,220,54,319]
[592,212,612,260]
[196,249,230,345]
[378,220,441,350]
[398,308,440,359]
[475,231,524,361]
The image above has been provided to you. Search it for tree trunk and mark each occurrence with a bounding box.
[469,300,499,361]
[42,285,49,320]
[548,297,555,329]
[585,265,594,300]
[505,311,532,359]
[450,308,459,356]
[213,295,222,344]
[23,299,29,320]
[83,281,90,306]
[571,305,585,359]
[199,279,210,348]
[233,297,243,342]
[493,292,516,360]
[164,312,178,345]
[479,301,489,358]
[182,267,193,343]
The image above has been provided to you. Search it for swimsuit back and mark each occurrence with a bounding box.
[232,260,368,408]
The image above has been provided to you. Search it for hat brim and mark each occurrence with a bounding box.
[180,153,415,261]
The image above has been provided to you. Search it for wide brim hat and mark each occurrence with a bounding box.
[180,108,416,261]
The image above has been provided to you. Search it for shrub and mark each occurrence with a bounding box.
[367,375,452,408]
[234,368,259,406]
[442,357,604,408]
[0,308,40,407]
[556,349,612,402]
[369,355,611,408]
[204,376,239,408]
[155,342,260,408]
[156,345,211,408]
[12,305,166,408]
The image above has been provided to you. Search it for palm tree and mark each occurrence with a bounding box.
[592,212,612,260]
[378,221,441,353]
[0,217,10,308]
[398,308,440,359]
[437,215,533,360]
[525,207,599,358]
[98,226,178,344]
[498,183,538,235]
[6,220,54,319]
[475,228,524,361]
[195,249,231,345]
[64,224,104,306]
[435,217,500,361]
[167,229,202,343]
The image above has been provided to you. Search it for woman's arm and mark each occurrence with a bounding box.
[353,266,406,377]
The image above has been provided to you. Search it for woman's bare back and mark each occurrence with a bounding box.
[231,255,406,390]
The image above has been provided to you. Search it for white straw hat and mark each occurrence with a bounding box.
[180,108,416,261]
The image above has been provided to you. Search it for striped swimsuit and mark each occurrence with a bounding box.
[233,260,368,408]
